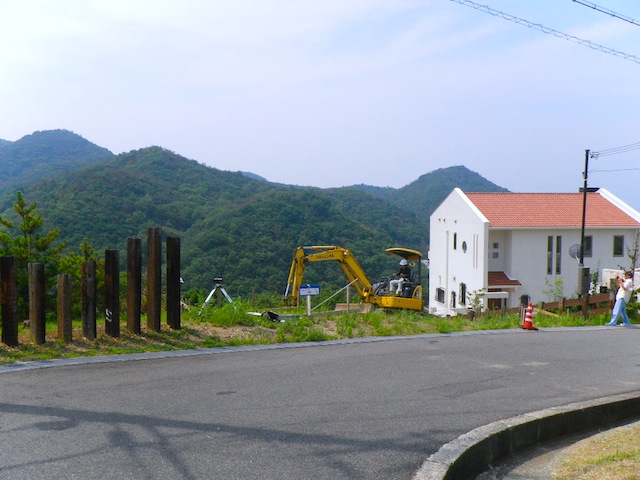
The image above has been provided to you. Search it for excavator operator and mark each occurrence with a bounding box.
[389,259,411,296]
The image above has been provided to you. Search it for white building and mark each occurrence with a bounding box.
[428,188,640,316]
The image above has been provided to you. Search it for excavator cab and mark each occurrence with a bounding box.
[384,247,422,299]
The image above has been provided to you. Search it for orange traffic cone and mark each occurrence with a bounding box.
[522,303,538,331]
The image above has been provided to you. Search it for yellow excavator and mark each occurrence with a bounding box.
[284,245,423,311]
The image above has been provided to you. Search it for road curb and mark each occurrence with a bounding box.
[413,391,640,480]
[0,326,610,375]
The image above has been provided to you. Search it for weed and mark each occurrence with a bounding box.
[553,424,640,479]
[0,300,630,365]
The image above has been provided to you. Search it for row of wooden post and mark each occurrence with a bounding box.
[0,227,181,347]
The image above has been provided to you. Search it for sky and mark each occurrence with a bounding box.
[1,1,640,206]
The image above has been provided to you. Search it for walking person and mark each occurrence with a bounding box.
[605,270,634,326]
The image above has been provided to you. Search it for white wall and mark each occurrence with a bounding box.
[494,227,639,306]
[428,188,640,315]
[487,230,508,272]
[429,189,488,315]
[506,229,573,305]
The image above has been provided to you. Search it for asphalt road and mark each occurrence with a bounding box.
[1,327,639,480]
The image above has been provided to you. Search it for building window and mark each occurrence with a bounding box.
[583,236,592,257]
[459,283,467,306]
[453,233,457,250]
[555,235,562,274]
[547,236,553,275]
[613,235,624,257]
[450,291,456,308]
[462,241,467,253]
[492,242,499,259]
[436,288,445,304]
[547,236,562,274]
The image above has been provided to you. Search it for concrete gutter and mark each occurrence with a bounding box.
[414,391,640,480]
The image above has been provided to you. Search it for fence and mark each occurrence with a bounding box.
[538,292,613,317]
[501,292,613,317]
[0,227,181,346]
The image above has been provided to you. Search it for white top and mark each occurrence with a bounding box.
[616,277,633,303]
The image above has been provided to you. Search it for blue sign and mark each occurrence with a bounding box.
[299,285,320,296]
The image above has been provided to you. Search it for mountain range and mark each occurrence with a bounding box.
[0,130,508,298]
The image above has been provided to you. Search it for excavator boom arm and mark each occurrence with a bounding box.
[284,246,374,306]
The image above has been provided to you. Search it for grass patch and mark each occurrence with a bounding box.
[553,424,640,479]
[0,304,619,365]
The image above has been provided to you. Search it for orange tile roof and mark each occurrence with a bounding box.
[465,192,640,228]
[488,271,521,287]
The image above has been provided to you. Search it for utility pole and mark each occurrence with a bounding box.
[579,149,589,268]
[579,149,590,298]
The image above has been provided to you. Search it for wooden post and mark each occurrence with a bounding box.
[1,256,19,347]
[28,262,46,345]
[82,261,97,340]
[147,227,162,332]
[105,250,120,338]
[166,236,181,330]
[57,274,73,342]
[127,237,142,334]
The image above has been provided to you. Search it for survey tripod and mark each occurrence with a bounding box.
[200,277,233,311]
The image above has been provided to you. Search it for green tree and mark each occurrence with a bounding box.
[56,238,105,317]
[0,192,67,319]
[0,192,66,264]
[542,277,564,302]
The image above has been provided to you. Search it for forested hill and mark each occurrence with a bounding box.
[388,166,509,216]
[7,147,432,295]
[0,129,114,191]
[0,131,507,297]
[334,166,508,221]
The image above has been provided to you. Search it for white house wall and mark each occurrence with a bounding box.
[429,189,488,315]
[581,228,639,287]
[503,229,570,306]
[487,230,509,272]
[428,188,640,315]
[489,227,639,307]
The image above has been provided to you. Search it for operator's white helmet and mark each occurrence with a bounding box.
[399,259,408,266]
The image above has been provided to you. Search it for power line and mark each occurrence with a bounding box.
[591,168,640,173]
[591,141,640,157]
[572,0,640,28]
[448,0,640,64]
